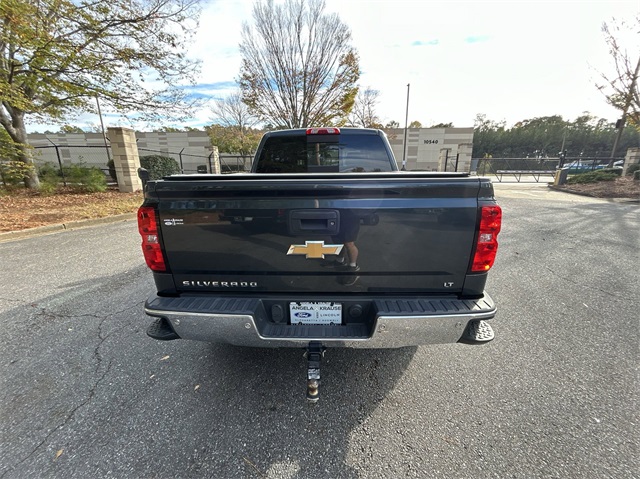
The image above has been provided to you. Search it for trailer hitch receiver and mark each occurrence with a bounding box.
[305,342,325,402]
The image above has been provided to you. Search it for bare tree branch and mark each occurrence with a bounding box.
[239,0,359,128]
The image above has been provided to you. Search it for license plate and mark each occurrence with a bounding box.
[290,302,342,325]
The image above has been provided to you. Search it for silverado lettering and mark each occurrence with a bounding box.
[138,127,502,401]
[181,281,259,288]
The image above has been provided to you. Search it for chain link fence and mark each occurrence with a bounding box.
[28,145,252,180]
[473,157,625,182]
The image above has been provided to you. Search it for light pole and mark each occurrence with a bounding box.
[95,95,111,162]
[402,83,410,171]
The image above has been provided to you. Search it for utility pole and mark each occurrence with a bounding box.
[96,95,111,162]
[402,83,410,171]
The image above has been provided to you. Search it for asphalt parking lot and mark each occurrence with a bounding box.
[1,184,638,478]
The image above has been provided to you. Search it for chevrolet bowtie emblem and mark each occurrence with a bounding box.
[287,241,344,259]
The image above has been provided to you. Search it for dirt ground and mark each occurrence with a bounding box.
[0,188,143,232]
[0,176,638,233]
[555,176,640,200]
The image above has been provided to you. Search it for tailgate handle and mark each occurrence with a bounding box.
[289,210,340,235]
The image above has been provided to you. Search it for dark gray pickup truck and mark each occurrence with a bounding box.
[137,128,502,400]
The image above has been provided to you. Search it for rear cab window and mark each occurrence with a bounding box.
[255,132,394,173]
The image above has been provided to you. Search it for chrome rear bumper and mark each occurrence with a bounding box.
[144,293,496,349]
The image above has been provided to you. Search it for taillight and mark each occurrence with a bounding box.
[306,128,340,135]
[137,206,166,272]
[470,205,502,273]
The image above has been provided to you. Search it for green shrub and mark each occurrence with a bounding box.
[38,181,58,196]
[37,162,61,180]
[567,170,619,184]
[599,167,622,175]
[37,162,107,193]
[37,162,64,192]
[0,160,35,186]
[139,155,181,180]
[64,163,107,192]
[626,163,640,176]
[634,170,640,181]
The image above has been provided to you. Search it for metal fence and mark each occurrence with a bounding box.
[473,157,625,182]
[220,155,252,173]
[29,144,253,178]
[34,144,112,174]
[442,152,460,172]
[137,147,215,174]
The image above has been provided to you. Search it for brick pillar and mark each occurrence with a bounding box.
[622,147,640,176]
[456,143,473,173]
[107,127,143,192]
[210,146,221,174]
[438,148,452,171]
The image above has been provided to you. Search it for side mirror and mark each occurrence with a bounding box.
[138,167,150,188]
[138,167,149,182]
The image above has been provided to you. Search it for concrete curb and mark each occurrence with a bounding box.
[547,184,640,203]
[0,213,137,243]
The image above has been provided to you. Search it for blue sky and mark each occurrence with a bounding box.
[27,0,640,132]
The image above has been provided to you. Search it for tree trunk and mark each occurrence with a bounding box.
[1,109,40,189]
[18,143,40,189]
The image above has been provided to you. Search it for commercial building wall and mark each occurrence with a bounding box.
[385,127,475,172]
[27,131,215,173]
[28,128,476,173]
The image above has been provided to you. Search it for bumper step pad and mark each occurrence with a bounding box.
[461,319,494,343]
[147,318,180,341]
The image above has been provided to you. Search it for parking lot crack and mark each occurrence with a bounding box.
[0,314,114,478]
[0,297,25,304]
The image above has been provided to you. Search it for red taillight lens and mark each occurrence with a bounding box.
[137,206,166,272]
[306,127,340,135]
[470,205,502,273]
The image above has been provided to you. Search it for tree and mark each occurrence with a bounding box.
[153,127,186,133]
[0,0,201,188]
[473,114,506,158]
[239,0,360,129]
[211,90,260,131]
[385,121,400,129]
[408,121,422,128]
[348,87,382,128]
[429,122,453,128]
[596,16,640,163]
[208,90,262,156]
[0,127,20,161]
[59,125,85,134]
[471,113,637,159]
[205,125,263,157]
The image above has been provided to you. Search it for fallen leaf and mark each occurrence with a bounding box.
[243,456,265,477]
[160,355,170,361]
[54,449,64,460]
[194,384,200,391]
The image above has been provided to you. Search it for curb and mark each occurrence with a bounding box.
[547,184,640,203]
[0,213,137,243]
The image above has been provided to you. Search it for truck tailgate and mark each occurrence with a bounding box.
[151,174,482,294]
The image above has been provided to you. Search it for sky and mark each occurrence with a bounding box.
[27,0,640,132]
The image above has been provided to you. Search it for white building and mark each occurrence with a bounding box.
[385,127,475,172]
[28,127,475,173]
